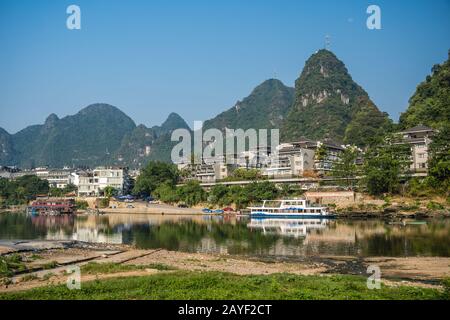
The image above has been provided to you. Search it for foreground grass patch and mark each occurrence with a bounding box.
[0,271,447,300]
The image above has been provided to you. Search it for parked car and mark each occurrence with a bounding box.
[177,203,188,208]
[148,200,161,205]
[124,199,134,203]
[223,207,234,212]
[126,204,134,209]
[202,208,213,214]
[213,209,224,214]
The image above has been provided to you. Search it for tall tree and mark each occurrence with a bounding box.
[331,146,360,188]
[133,161,179,195]
[362,135,412,195]
[427,124,450,193]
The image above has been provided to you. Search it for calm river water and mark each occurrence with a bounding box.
[1,212,449,257]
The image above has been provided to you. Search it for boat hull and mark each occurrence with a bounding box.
[250,212,335,219]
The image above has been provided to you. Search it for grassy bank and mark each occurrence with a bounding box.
[1,271,448,300]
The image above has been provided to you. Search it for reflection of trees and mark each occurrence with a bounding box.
[123,220,208,251]
[362,231,450,257]
[208,222,296,255]
[0,213,47,239]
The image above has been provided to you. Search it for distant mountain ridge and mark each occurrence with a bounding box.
[0,104,190,168]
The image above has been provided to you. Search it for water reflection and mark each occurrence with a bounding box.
[248,218,329,238]
[0,212,449,257]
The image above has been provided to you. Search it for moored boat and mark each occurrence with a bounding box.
[248,199,333,218]
[27,198,77,216]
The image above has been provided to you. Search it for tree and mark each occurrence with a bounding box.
[245,181,279,204]
[362,135,412,195]
[315,143,328,162]
[331,146,360,188]
[176,181,206,206]
[153,183,180,204]
[209,184,232,206]
[427,124,450,193]
[133,161,179,196]
[103,186,118,198]
[0,175,49,205]
[228,168,264,181]
[49,183,78,197]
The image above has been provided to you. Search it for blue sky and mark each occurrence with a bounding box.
[1,0,449,133]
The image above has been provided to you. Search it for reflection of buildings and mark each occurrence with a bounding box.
[70,228,123,244]
[197,238,229,255]
[247,218,329,238]
[45,227,123,244]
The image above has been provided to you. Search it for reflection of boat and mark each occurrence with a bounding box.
[247,218,329,238]
[248,199,332,218]
[202,208,224,215]
[388,220,427,226]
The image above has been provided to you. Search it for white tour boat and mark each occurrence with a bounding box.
[248,199,333,218]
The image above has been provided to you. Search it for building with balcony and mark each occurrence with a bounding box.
[397,125,435,173]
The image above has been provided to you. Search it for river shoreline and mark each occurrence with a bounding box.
[2,206,449,219]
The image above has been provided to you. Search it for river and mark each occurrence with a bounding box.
[0,212,449,257]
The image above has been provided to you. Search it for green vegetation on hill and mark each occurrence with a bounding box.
[282,50,392,146]
[399,50,450,130]
[0,104,191,168]
[0,128,15,165]
[11,104,136,168]
[203,79,294,131]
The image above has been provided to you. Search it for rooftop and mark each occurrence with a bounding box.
[399,125,434,134]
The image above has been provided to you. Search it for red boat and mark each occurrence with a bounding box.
[27,198,77,216]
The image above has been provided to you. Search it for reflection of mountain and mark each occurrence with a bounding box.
[248,218,329,238]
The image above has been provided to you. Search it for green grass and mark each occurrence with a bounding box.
[80,262,176,274]
[41,261,58,270]
[0,271,447,300]
[20,274,38,282]
[0,254,28,278]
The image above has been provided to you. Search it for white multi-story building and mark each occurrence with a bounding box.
[76,167,129,197]
[263,143,315,178]
[397,125,435,173]
[34,167,73,189]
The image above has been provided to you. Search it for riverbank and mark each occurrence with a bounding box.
[0,240,449,299]
[331,194,450,218]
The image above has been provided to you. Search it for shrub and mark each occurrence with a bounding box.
[76,200,89,210]
[426,201,444,210]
